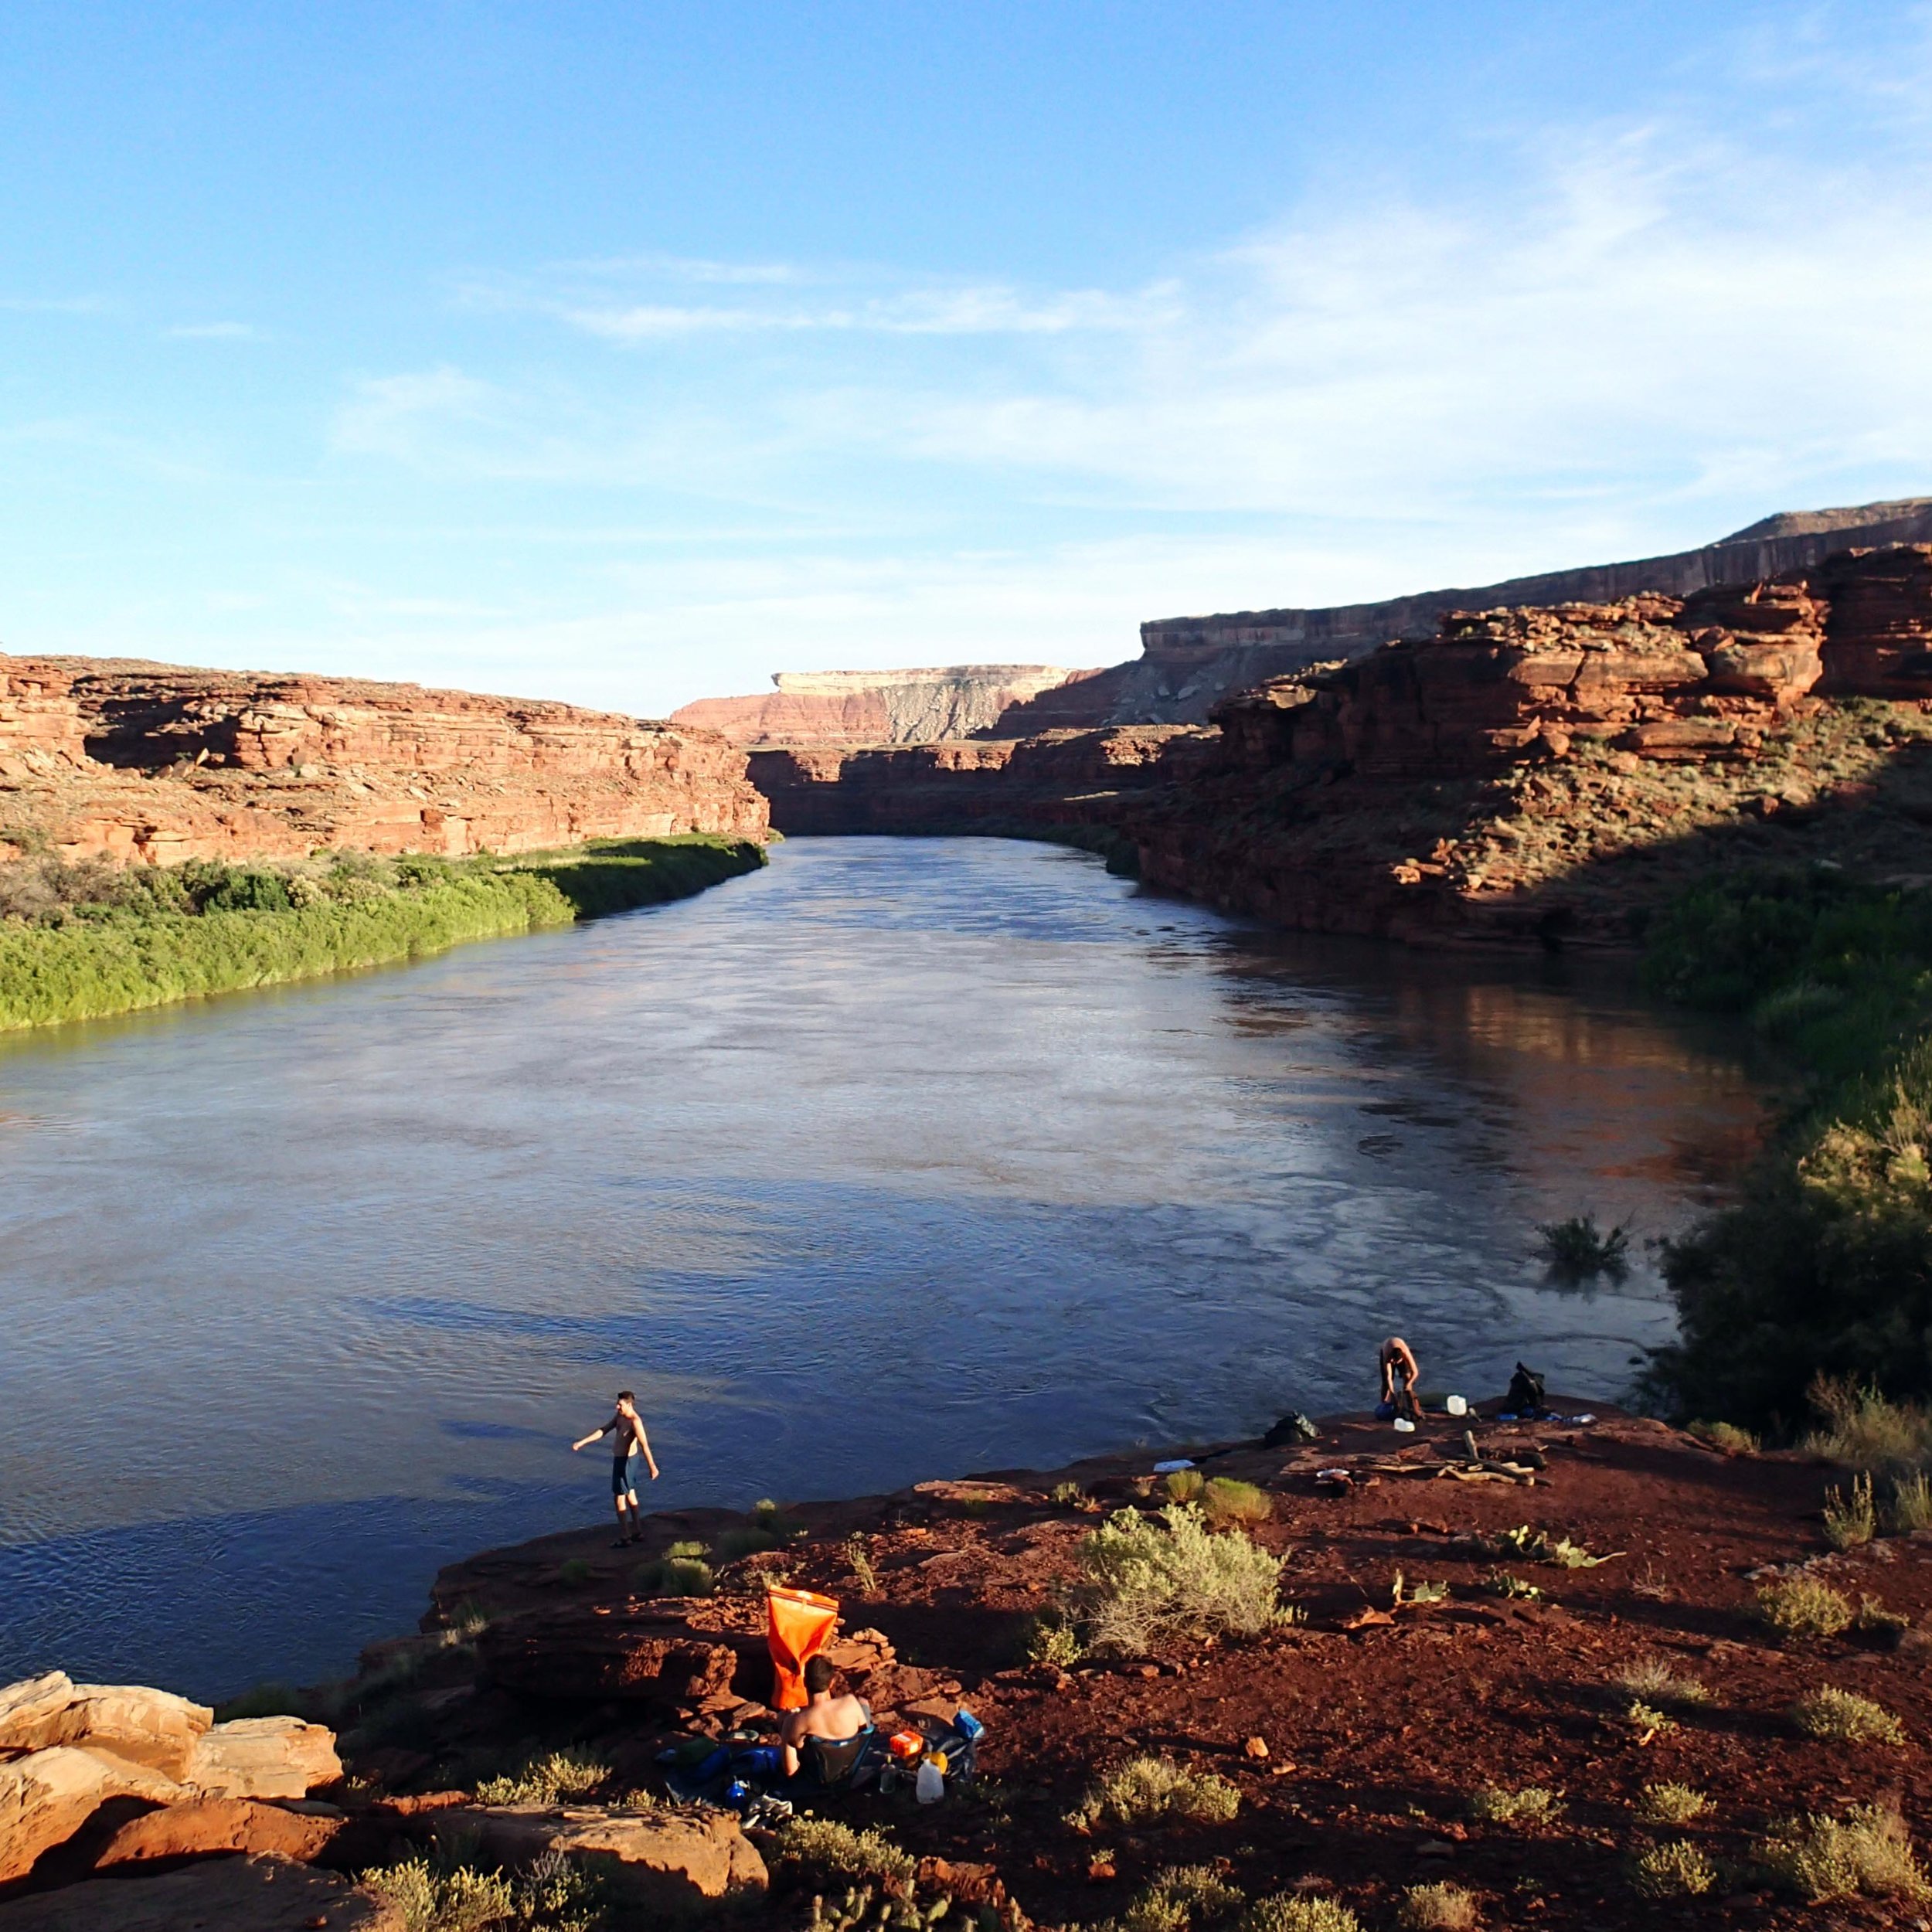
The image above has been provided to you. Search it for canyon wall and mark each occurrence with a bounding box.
[995,495,1932,731]
[0,657,768,864]
[1130,544,1932,946]
[671,665,1097,747]
[749,726,1216,837]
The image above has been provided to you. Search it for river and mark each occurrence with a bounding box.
[0,836,1764,1699]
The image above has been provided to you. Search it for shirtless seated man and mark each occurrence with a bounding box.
[779,1655,872,1779]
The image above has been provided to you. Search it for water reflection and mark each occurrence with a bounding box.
[0,838,1763,1696]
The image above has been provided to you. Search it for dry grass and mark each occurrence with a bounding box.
[1689,1420,1758,1454]
[1791,1685,1906,1744]
[1889,1471,1932,1532]
[1805,1375,1932,1471]
[1164,1469,1206,1504]
[1114,1866,1247,1932]
[844,1536,877,1597]
[1823,1471,1877,1549]
[365,1850,601,1932]
[1201,1478,1273,1528]
[1756,1573,1855,1640]
[1760,1805,1930,1902]
[1468,1785,1563,1825]
[1628,1840,1716,1899]
[1635,1782,1710,1825]
[1070,1756,1242,1829]
[774,1817,916,1886]
[1398,1881,1477,1930]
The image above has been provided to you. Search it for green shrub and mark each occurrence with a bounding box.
[1635,1782,1709,1825]
[213,1680,308,1722]
[845,1535,878,1595]
[774,1817,915,1886]
[558,1559,591,1586]
[1615,1657,1708,1706]
[1689,1420,1758,1454]
[1072,1504,1282,1655]
[1628,1840,1716,1899]
[1823,1471,1877,1549]
[1397,1882,1475,1930]
[1808,1376,1932,1470]
[638,1553,713,1597]
[1164,1468,1206,1504]
[1757,1573,1855,1640]
[1026,1614,1084,1668]
[1051,1480,1090,1508]
[1114,1866,1246,1932]
[717,1526,777,1560]
[1468,1785,1562,1825]
[1201,1478,1272,1528]
[1791,1685,1905,1743]
[1539,1213,1630,1280]
[1236,1896,1361,1932]
[1069,1756,1241,1828]
[474,1749,609,1807]
[1624,1699,1675,1739]
[1760,1804,1930,1901]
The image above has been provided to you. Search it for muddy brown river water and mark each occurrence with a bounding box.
[0,837,1766,1698]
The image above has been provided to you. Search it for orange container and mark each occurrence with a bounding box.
[887,1730,924,1760]
[766,1587,840,1710]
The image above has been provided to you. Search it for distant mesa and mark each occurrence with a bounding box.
[675,498,1932,745]
[669,664,1100,748]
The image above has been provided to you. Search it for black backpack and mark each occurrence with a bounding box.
[1505,1362,1546,1414]
[1262,1410,1320,1448]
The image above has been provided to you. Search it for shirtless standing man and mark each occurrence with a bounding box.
[779,1655,872,1778]
[1379,1337,1422,1426]
[571,1390,660,1546]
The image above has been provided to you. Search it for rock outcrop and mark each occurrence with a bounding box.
[0,1674,339,1886]
[747,726,1216,837]
[0,1855,398,1931]
[0,658,768,865]
[671,665,1098,747]
[994,495,1932,730]
[1130,545,1932,944]
[431,1805,767,1908]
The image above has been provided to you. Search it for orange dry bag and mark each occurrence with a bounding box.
[766,1587,840,1710]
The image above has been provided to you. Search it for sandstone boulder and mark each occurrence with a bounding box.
[0,1679,76,1753]
[183,1719,341,1801]
[0,1685,213,1781]
[0,1747,184,1884]
[434,1804,767,1907]
[91,1797,342,1872]
[0,1853,400,1931]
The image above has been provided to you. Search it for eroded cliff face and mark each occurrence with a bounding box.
[748,726,1216,836]
[994,495,1932,731]
[671,665,1098,748]
[0,658,768,863]
[1131,545,1932,945]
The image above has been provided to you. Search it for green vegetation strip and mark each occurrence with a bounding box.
[1641,865,1932,1429]
[0,835,764,1031]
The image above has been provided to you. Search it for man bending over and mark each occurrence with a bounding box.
[779,1655,872,1779]
[1379,1337,1422,1425]
[571,1390,659,1546]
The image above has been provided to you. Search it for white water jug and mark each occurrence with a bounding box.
[917,1757,945,1804]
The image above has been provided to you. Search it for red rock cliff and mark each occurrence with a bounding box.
[0,658,769,864]
[1130,545,1932,945]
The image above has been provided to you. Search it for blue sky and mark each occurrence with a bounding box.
[2,2,1930,716]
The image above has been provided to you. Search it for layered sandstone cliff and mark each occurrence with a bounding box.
[748,725,1215,837]
[0,658,768,865]
[671,665,1097,748]
[1131,545,1932,945]
[995,495,1932,731]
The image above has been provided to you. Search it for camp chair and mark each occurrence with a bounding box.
[796,1726,885,1791]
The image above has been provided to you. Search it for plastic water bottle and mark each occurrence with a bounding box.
[916,1756,945,1804]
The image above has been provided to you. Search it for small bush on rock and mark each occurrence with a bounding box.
[1073,1504,1282,1655]
[1757,1573,1854,1640]
[1070,1755,1241,1828]
[1202,1478,1272,1528]
[1628,1840,1716,1899]
[1468,1785,1563,1825]
[774,1817,916,1886]
[1114,1865,1246,1932]
[1689,1420,1758,1454]
[1791,1685,1906,1743]
[366,1849,603,1932]
[1760,1805,1930,1902]
[1399,1881,1477,1930]
[1164,1468,1206,1504]
[474,1749,609,1807]
[1636,1782,1710,1825]
[1236,1896,1361,1932]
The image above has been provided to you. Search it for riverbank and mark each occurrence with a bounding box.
[0,835,766,1030]
[8,1403,1929,1930]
